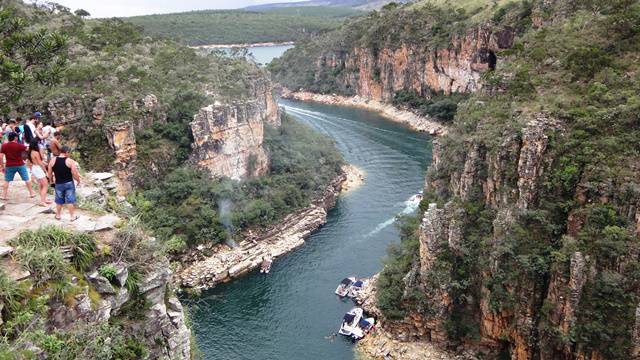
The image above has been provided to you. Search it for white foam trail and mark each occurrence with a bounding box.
[365,193,422,237]
[284,105,428,142]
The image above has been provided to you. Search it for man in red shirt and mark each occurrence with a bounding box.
[1,132,35,200]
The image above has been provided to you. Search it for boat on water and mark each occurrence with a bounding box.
[338,307,375,340]
[347,280,365,298]
[260,256,273,274]
[335,277,356,297]
[338,307,363,338]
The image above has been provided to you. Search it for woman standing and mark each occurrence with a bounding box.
[28,139,51,206]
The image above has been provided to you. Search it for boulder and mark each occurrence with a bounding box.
[86,271,116,295]
[111,262,128,287]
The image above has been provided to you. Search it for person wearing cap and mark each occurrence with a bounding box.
[1,132,36,200]
[47,145,80,221]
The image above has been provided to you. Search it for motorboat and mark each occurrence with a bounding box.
[347,280,366,298]
[260,256,273,274]
[338,307,363,338]
[335,277,356,297]
[351,317,375,340]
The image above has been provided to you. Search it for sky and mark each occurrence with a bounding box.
[40,0,301,17]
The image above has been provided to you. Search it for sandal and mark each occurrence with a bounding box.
[70,216,79,222]
[55,215,62,220]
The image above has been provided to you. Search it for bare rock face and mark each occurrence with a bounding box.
[313,26,514,102]
[105,122,137,194]
[516,114,563,209]
[248,76,280,127]
[133,94,167,130]
[190,102,270,180]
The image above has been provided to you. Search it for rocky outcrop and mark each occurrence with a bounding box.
[49,258,190,359]
[248,76,280,127]
[175,171,346,290]
[105,121,137,194]
[132,94,167,130]
[190,75,279,180]
[515,115,563,209]
[190,102,270,180]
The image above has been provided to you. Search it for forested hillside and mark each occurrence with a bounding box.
[124,7,362,46]
[272,0,640,358]
[244,0,409,11]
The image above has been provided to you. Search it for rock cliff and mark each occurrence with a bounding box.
[312,26,513,102]
[190,78,280,180]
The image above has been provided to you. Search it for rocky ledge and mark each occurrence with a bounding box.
[281,89,447,136]
[175,170,347,290]
[342,164,365,193]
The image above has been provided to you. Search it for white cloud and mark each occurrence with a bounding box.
[42,0,301,17]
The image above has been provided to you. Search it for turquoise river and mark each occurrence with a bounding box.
[188,99,433,359]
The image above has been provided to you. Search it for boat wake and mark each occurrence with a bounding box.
[365,193,422,237]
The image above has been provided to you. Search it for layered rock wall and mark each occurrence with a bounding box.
[190,102,270,180]
[311,26,514,102]
[190,76,279,180]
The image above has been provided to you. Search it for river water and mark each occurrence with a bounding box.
[188,100,433,359]
[213,44,294,66]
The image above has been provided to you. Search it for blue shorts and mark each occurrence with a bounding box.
[54,181,76,205]
[5,165,29,182]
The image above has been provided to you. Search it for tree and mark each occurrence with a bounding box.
[0,7,68,113]
[74,9,90,18]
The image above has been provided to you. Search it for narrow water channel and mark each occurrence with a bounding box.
[188,100,433,360]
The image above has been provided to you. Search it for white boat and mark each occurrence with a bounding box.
[347,280,366,298]
[260,256,273,274]
[351,317,375,340]
[335,277,356,297]
[338,307,363,338]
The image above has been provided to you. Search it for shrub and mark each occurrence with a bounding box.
[376,215,420,319]
[565,47,612,80]
[98,264,117,282]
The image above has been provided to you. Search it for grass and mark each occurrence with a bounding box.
[9,227,97,286]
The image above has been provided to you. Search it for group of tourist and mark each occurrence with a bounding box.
[0,112,81,221]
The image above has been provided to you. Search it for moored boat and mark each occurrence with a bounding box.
[335,277,356,297]
[338,307,363,338]
[260,256,273,274]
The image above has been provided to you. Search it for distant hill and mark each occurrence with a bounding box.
[245,0,410,11]
[124,7,362,46]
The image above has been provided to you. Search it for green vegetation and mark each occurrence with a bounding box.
[0,6,67,112]
[9,226,97,286]
[376,215,420,319]
[135,114,344,247]
[0,225,156,359]
[392,90,467,122]
[124,7,362,46]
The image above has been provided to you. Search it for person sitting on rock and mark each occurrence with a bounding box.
[47,145,81,221]
[0,132,36,200]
